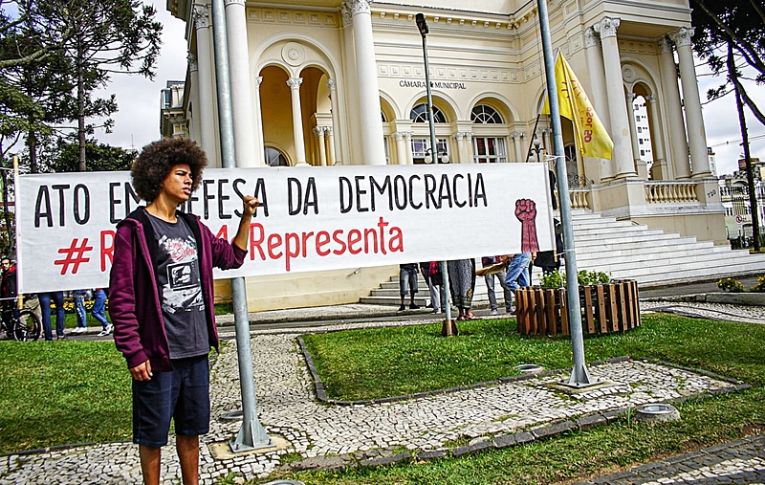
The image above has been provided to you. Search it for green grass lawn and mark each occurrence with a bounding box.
[1,313,763,485]
[266,314,765,485]
[301,314,763,401]
[0,340,131,454]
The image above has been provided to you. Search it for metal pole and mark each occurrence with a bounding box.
[210,0,271,451]
[417,15,455,335]
[536,0,593,386]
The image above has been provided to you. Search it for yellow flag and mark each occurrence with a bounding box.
[542,53,613,160]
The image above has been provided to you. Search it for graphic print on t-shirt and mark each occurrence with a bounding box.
[157,233,203,314]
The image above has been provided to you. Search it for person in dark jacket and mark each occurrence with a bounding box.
[0,257,17,335]
[109,138,258,485]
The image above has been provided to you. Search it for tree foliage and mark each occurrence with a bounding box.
[39,136,136,173]
[0,0,161,171]
[691,0,765,126]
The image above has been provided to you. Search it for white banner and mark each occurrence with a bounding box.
[16,164,554,293]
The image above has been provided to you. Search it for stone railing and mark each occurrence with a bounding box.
[569,188,591,209]
[644,180,699,204]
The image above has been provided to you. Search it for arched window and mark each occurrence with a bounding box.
[264,146,289,167]
[410,103,446,123]
[471,105,503,124]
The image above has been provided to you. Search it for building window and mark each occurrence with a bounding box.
[473,137,507,163]
[471,105,503,124]
[411,137,448,164]
[410,103,446,123]
[264,146,289,167]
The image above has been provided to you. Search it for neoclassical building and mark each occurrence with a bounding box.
[166,0,725,310]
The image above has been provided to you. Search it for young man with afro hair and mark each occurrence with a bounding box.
[109,137,258,485]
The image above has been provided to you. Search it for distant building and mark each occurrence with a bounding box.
[719,157,765,243]
[164,0,726,311]
[160,80,188,138]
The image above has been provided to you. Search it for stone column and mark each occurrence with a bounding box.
[188,53,202,143]
[626,93,645,177]
[314,127,327,166]
[325,127,335,165]
[224,0,260,166]
[455,133,470,163]
[192,5,217,164]
[394,132,408,165]
[287,77,307,165]
[462,133,474,163]
[594,17,636,178]
[253,76,265,164]
[659,38,689,179]
[512,133,524,162]
[343,0,386,165]
[327,79,343,165]
[670,27,711,177]
[645,95,667,179]
[584,27,610,133]
[405,132,414,164]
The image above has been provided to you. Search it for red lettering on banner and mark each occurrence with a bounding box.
[316,231,330,256]
[215,225,228,240]
[100,230,115,271]
[247,216,404,271]
[267,233,283,259]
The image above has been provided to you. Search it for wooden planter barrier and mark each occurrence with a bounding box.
[515,280,640,336]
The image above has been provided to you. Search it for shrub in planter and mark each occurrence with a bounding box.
[516,270,640,337]
[750,275,765,293]
[717,277,745,292]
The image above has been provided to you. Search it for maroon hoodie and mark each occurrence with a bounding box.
[108,207,247,372]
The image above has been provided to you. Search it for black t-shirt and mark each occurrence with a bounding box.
[147,213,209,359]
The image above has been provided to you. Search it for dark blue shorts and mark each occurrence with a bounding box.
[132,355,210,447]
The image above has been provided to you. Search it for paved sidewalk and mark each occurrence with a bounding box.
[1,308,752,484]
[3,293,763,484]
[577,434,765,485]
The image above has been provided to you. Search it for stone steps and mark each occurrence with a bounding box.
[360,211,765,307]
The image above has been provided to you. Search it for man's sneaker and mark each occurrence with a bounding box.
[490,309,499,316]
[409,303,420,309]
[75,327,87,334]
[398,305,406,311]
[98,324,113,337]
[56,333,66,340]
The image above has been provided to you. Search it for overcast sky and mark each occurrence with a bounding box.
[95,0,764,176]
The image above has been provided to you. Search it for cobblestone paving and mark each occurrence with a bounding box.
[640,300,765,325]
[578,434,765,484]
[0,303,757,484]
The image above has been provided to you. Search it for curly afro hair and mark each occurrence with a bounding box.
[131,138,207,202]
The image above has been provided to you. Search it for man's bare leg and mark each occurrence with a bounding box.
[177,435,200,485]
[139,445,161,485]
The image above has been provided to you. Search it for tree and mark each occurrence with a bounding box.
[691,0,765,126]
[38,136,136,173]
[0,1,161,171]
[54,0,161,171]
[0,1,73,165]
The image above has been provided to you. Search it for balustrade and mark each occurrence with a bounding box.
[645,181,699,204]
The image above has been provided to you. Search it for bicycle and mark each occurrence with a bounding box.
[0,298,42,342]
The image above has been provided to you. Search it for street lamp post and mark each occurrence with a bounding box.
[416,13,456,336]
[532,135,543,164]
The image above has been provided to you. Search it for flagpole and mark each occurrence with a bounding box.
[525,114,541,162]
[536,0,593,387]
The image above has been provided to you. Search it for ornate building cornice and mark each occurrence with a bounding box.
[584,27,599,48]
[594,17,620,39]
[669,27,694,48]
[192,4,210,30]
[287,77,303,89]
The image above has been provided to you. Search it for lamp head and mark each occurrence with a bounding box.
[416,13,429,35]
[533,135,541,149]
